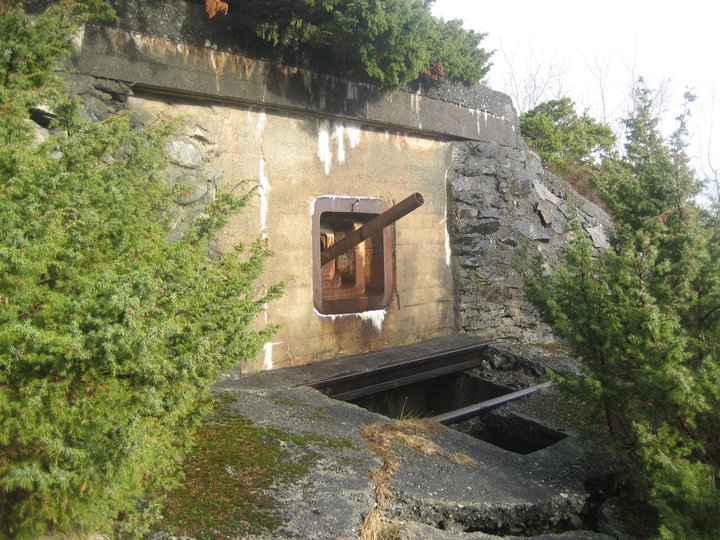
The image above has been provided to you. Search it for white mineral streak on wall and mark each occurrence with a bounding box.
[313,308,387,332]
[358,310,386,332]
[313,309,341,321]
[256,112,269,239]
[346,125,361,148]
[401,134,435,151]
[444,224,452,266]
[410,92,422,129]
[317,120,333,174]
[258,155,269,239]
[302,71,313,97]
[263,342,274,370]
[466,108,514,136]
[469,108,482,135]
[443,156,455,267]
[313,194,377,206]
[256,114,272,370]
[256,110,267,138]
[317,121,363,174]
[333,124,346,164]
[346,81,359,101]
[209,49,217,71]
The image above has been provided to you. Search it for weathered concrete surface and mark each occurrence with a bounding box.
[117,91,456,370]
[214,385,377,539]
[61,0,615,368]
[206,337,619,539]
[399,524,613,540]
[71,0,520,146]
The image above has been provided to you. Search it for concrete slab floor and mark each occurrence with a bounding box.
[169,337,622,539]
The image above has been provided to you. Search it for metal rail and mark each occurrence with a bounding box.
[431,381,553,424]
[307,339,496,401]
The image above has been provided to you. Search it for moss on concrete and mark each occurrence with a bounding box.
[158,396,353,538]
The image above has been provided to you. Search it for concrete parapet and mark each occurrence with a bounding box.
[71,0,520,146]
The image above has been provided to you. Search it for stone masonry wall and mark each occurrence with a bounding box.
[448,140,612,342]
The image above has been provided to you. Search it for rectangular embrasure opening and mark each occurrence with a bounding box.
[312,197,393,315]
[453,412,568,454]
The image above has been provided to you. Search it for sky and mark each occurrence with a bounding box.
[430,0,720,183]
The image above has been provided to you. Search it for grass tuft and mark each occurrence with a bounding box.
[360,507,403,540]
[362,419,476,503]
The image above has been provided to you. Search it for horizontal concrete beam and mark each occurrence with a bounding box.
[71,0,521,146]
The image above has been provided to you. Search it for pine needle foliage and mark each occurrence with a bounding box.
[519,98,615,207]
[524,82,720,538]
[205,0,491,90]
[520,97,616,170]
[0,2,281,536]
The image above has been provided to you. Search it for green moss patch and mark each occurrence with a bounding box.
[158,398,354,538]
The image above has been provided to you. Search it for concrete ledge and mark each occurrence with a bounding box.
[71,0,520,146]
[204,337,616,539]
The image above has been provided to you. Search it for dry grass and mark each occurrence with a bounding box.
[547,161,609,213]
[362,418,476,503]
[359,508,403,540]
[359,418,477,539]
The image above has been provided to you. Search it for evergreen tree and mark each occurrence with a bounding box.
[520,98,615,206]
[525,82,720,538]
[204,0,491,90]
[0,2,280,536]
[520,97,616,171]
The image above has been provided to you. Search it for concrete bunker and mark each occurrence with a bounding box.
[68,0,612,370]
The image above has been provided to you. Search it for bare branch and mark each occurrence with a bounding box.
[500,42,568,114]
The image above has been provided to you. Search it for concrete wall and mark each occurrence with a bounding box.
[64,0,612,370]
[124,92,455,370]
[73,0,518,145]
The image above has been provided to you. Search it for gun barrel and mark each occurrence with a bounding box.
[320,192,424,266]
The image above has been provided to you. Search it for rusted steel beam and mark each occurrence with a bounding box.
[431,381,553,424]
[307,339,497,401]
[320,192,424,266]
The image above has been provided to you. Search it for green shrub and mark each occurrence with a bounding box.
[0,2,280,536]
[207,0,491,90]
[524,84,720,538]
[520,98,616,169]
